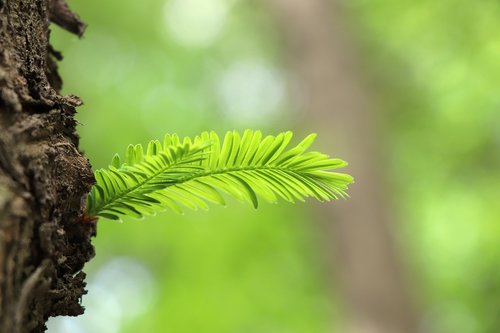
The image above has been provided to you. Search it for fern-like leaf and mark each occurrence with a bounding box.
[86,130,353,221]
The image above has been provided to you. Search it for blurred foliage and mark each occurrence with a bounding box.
[348,0,500,332]
[48,0,500,332]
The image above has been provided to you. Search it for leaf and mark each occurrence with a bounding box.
[86,130,353,221]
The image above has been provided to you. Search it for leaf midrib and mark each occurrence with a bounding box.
[166,164,328,188]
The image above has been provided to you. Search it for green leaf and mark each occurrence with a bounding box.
[86,130,353,221]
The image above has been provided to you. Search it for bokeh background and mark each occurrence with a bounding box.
[47,0,500,332]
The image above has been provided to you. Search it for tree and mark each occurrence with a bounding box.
[0,1,95,332]
[268,0,419,332]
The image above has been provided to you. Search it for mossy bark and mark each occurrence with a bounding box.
[0,1,95,332]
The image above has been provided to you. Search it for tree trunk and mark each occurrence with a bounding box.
[268,1,420,332]
[0,1,95,332]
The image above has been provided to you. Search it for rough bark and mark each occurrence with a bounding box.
[268,1,420,332]
[0,1,94,332]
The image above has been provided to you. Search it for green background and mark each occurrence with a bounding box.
[47,0,500,332]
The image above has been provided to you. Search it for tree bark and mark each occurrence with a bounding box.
[0,1,95,332]
[268,1,420,332]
